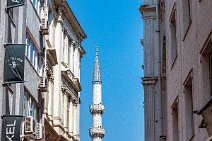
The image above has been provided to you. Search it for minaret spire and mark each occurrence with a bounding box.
[92,46,102,84]
[90,46,105,141]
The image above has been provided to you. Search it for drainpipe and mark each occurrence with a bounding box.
[155,0,163,139]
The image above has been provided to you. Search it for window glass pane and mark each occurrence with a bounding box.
[26,35,39,71]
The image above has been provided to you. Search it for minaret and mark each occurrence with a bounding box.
[89,46,105,141]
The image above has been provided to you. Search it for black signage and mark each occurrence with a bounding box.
[1,115,24,141]
[7,0,25,9]
[4,44,26,84]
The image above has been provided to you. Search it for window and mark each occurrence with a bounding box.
[25,35,39,71]
[23,89,39,121]
[184,74,194,140]
[201,39,212,102]
[6,85,13,115]
[68,40,72,67]
[172,98,179,141]
[67,97,70,129]
[63,32,74,69]
[182,0,192,38]
[170,9,177,66]
[63,33,67,64]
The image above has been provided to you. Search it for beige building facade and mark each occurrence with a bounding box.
[140,0,212,140]
[43,0,86,141]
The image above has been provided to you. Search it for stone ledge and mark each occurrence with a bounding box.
[142,76,158,85]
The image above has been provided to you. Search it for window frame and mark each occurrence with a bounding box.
[25,35,40,72]
[169,5,178,68]
[210,54,212,96]
[23,89,39,121]
[182,0,192,40]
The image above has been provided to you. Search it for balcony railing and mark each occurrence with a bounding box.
[90,104,104,114]
[89,127,105,138]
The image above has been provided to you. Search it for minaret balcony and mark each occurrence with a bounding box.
[90,104,104,114]
[89,127,105,138]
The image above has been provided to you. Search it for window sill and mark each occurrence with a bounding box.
[171,55,178,70]
[183,20,192,41]
[188,134,195,141]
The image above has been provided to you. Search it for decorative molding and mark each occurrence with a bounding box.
[78,45,86,58]
[142,77,158,85]
[54,1,86,40]
[139,4,156,20]
[61,83,78,102]
[61,68,82,92]
[46,36,58,66]
[56,5,63,23]
[73,134,80,141]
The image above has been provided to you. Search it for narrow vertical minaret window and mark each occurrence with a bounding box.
[89,46,105,141]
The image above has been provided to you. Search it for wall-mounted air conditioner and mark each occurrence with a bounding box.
[35,123,44,139]
[25,116,36,133]
[39,76,47,92]
[40,18,49,35]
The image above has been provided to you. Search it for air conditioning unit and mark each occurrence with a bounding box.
[40,18,49,35]
[39,76,47,92]
[25,116,36,133]
[35,123,44,139]
[40,18,47,29]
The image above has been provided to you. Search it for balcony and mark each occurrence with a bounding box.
[89,127,105,138]
[61,68,82,92]
[90,104,104,114]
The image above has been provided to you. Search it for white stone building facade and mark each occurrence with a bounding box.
[43,0,86,141]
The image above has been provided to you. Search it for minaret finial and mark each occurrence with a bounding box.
[92,45,102,84]
[96,44,98,53]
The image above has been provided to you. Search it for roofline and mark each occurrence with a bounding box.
[63,1,87,40]
[54,0,87,40]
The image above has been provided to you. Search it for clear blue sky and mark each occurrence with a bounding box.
[68,1,144,141]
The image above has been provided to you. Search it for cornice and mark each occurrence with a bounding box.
[142,76,158,85]
[139,4,156,20]
[61,68,82,92]
[54,0,86,40]
[139,4,156,13]
[78,45,86,58]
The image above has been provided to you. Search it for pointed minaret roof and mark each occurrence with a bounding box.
[92,46,102,84]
